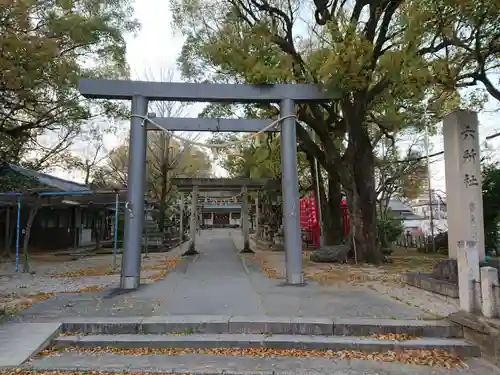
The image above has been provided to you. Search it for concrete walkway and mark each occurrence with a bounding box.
[4,229,499,375]
[143,229,266,315]
[9,228,435,321]
[143,229,427,318]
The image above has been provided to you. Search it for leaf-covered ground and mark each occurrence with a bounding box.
[252,244,460,317]
[0,250,182,316]
[38,346,468,369]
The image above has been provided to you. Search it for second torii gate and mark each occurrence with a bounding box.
[171,178,280,255]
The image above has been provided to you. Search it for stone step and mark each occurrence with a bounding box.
[143,234,162,238]
[144,226,161,231]
[24,353,498,375]
[53,333,480,357]
[60,316,463,338]
[3,322,489,374]
[143,239,163,243]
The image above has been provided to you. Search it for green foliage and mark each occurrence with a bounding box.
[419,0,500,101]
[169,0,497,263]
[376,137,429,209]
[0,0,139,168]
[482,164,500,254]
[210,132,311,191]
[92,135,213,199]
[210,134,278,177]
[0,166,42,193]
[377,215,404,248]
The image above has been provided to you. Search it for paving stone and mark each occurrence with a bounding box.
[0,322,61,367]
[228,315,333,335]
[333,318,463,338]
[264,335,480,357]
[54,334,267,349]
[140,315,231,334]
[8,230,439,324]
[63,316,144,334]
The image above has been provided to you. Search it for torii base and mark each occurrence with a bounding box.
[183,243,199,256]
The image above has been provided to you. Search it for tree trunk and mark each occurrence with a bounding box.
[84,166,91,185]
[158,135,171,232]
[340,99,382,264]
[94,225,101,251]
[344,144,382,264]
[22,204,40,273]
[324,173,343,245]
[307,154,343,246]
[2,207,11,257]
[93,211,104,251]
[158,169,168,232]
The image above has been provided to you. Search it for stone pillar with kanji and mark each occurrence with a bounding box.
[443,110,485,312]
[443,110,485,260]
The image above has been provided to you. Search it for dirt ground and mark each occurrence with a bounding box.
[0,248,183,316]
[252,242,460,318]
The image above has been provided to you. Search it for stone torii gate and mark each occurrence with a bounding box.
[79,79,339,289]
[171,178,280,255]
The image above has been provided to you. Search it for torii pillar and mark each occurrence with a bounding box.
[184,186,199,256]
[179,193,185,243]
[255,195,260,238]
[240,185,253,253]
[120,95,148,290]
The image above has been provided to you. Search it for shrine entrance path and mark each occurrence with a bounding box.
[9,229,429,322]
[137,229,266,315]
[134,228,427,318]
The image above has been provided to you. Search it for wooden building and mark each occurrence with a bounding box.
[201,204,242,227]
[0,162,125,252]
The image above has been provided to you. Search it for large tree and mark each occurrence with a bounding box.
[482,163,500,254]
[423,0,500,101]
[376,134,429,216]
[93,136,213,206]
[170,0,469,262]
[0,0,138,169]
[144,66,200,230]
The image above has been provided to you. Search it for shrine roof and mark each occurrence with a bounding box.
[171,178,281,192]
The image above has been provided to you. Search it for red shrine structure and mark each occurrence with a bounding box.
[299,194,350,248]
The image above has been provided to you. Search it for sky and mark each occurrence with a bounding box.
[53,0,500,193]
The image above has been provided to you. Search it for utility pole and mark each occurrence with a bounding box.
[424,124,436,252]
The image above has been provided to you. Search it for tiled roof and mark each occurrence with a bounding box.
[1,162,89,192]
[202,204,241,209]
[388,199,413,212]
